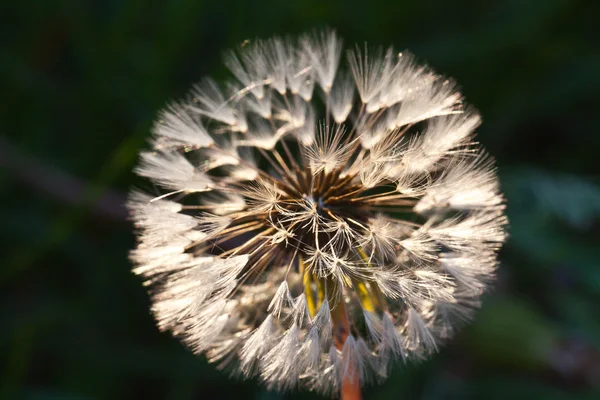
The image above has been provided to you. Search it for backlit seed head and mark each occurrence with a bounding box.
[128,28,507,395]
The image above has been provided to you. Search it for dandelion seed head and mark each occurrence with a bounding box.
[129,29,507,394]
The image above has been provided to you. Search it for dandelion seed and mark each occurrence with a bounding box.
[129,29,507,396]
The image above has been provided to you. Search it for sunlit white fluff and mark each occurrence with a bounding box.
[135,150,213,192]
[348,44,395,105]
[129,29,507,395]
[189,78,238,125]
[414,153,504,213]
[398,111,480,174]
[329,71,355,123]
[302,28,343,92]
[152,103,214,149]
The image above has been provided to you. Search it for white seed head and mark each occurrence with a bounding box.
[129,29,507,394]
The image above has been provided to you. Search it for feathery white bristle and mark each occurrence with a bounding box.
[302,28,342,93]
[347,44,394,105]
[224,44,267,100]
[356,338,377,382]
[374,267,455,306]
[243,180,283,214]
[428,210,507,251]
[439,251,495,293]
[206,329,247,368]
[380,313,405,360]
[306,345,342,395]
[312,299,332,346]
[200,193,246,216]
[291,294,309,327]
[403,307,438,356]
[305,248,366,285]
[264,37,289,95]
[425,287,482,339]
[239,314,276,376]
[393,167,431,195]
[128,191,182,212]
[197,146,239,169]
[394,77,462,128]
[361,215,411,261]
[341,335,364,384]
[399,230,439,263]
[286,38,313,96]
[298,326,321,371]
[329,70,355,123]
[130,234,190,261]
[152,104,214,149]
[268,281,293,318]
[363,310,383,342]
[130,243,192,279]
[323,219,356,248]
[358,120,388,149]
[414,152,503,214]
[398,111,480,174]
[222,164,259,182]
[129,194,197,242]
[305,124,353,174]
[136,150,213,192]
[261,324,301,391]
[368,51,420,110]
[189,78,238,125]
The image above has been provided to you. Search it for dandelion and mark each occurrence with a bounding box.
[128,28,507,397]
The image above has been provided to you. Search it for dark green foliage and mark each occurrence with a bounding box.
[1,0,599,398]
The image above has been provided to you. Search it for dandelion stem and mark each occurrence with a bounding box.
[341,376,362,400]
[328,280,362,400]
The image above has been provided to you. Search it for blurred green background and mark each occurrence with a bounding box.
[2,0,600,399]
